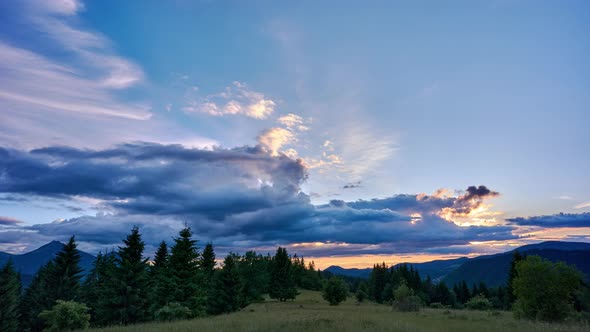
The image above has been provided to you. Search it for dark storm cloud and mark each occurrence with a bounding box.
[507,212,590,228]
[0,143,307,218]
[451,185,500,216]
[345,185,499,218]
[0,143,516,256]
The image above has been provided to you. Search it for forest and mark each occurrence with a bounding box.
[0,226,589,331]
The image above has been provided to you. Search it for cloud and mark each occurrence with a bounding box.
[507,212,590,228]
[184,81,276,119]
[331,124,397,179]
[575,202,590,209]
[0,216,24,225]
[0,0,214,150]
[0,143,515,256]
[257,128,296,156]
[441,185,500,218]
[277,113,309,131]
[343,181,362,189]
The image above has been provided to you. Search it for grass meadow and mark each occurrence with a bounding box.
[92,290,588,332]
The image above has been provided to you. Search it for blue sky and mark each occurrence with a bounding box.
[0,0,589,267]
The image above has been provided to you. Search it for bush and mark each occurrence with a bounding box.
[38,300,90,332]
[513,255,582,322]
[322,277,348,305]
[355,288,368,303]
[392,284,422,312]
[355,282,369,303]
[429,302,445,309]
[155,302,192,321]
[466,294,493,310]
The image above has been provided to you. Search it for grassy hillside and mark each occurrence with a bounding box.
[92,290,587,332]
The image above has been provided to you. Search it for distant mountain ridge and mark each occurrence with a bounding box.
[0,240,95,287]
[324,265,372,279]
[2,240,589,289]
[324,241,590,287]
[442,246,590,287]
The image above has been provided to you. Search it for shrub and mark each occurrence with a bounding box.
[466,294,493,310]
[355,282,369,303]
[392,284,422,312]
[429,302,445,309]
[155,302,192,321]
[322,277,348,305]
[355,288,368,303]
[38,300,90,332]
[513,255,582,322]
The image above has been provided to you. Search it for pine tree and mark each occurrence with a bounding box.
[169,227,207,316]
[507,250,523,307]
[460,281,471,304]
[153,241,169,270]
[301,261,322,291]
[50,236,83,302]
[81,252,103,322]
[91,251,118,327]
[0,261,21,332]
[269,247,297,301]
[291,254,306,288]
[355,281,369,302]
[478,281,490,298]
[369,263,388,303]
[200,242,216,283]
[20,261,55,332]
[208,254,242,314]
[149,241,175,316]
[113,226,149,324]
[238,251,270,303]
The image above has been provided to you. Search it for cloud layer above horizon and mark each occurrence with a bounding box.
[0,143,519,257]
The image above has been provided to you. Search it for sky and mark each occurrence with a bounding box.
[0,0,589,268]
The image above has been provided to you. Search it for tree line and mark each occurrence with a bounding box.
[1,228,589,331]
[359,250,590,320]
[0,226,322,331]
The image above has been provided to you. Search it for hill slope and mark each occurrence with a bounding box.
[324,242,590,287]
[443,246,590,287]
[0,241,95,287]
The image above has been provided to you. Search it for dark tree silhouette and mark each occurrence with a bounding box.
[269,247,297,301]
[0,261,21,332]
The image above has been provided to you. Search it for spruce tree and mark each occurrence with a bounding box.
[269,247,297,301]
[238,251,270,303]
[81,252,104,322]
[169,227,207,316]
[50,236,83,302]
[91,251,118,327]
[20,261,55,332]
[369,263,388,303]
[208,254,242,314]
[460,280,471,304]
[507,250,523,307]
[113,226,149,324]
[200,242,216,283]
[0,261,21,332]
[301,261,322,291]
[355,281,369,302]
[149,241,174,316]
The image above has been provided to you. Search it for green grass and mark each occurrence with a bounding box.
[92,290,588,332]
